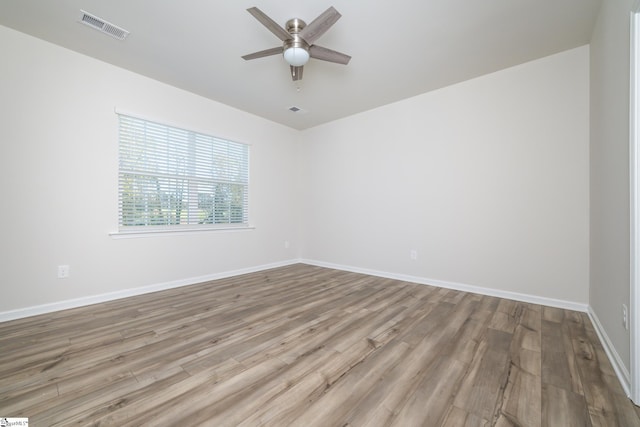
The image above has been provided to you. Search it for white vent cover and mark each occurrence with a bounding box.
[78,10,129,40]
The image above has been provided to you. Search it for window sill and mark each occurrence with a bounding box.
[109,225,255,239]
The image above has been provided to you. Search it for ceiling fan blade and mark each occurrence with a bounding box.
[309,45,351,65]
[242,46,283,61]
[299,6,341,45]
[247,7,291,42]
[290,65,304,81]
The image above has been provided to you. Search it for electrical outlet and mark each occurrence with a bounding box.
[623,304,629,330]
[410,250,418,260]
[57,265,70,279]
[284,241,290,249]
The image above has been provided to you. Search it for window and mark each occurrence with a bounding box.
[117,114,249,231]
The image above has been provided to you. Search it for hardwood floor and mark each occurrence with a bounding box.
[0,264,638,426]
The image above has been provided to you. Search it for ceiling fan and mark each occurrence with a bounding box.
[242,6,351,81]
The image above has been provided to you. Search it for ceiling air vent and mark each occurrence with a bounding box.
[78,10,129,40]
[288,106,308,114]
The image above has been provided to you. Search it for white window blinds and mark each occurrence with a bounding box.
[118,114,249,230]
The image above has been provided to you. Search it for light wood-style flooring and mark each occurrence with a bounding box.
[0,264,638,426]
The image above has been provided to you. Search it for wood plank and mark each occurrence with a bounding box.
[288,338,412,426]
[496,364,541,426]
[390,356,467,426]
[441,406,490,427]
[453,328,514,421]
[542,383,592,427]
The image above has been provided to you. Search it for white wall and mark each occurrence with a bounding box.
[300,46,590,305]
[0,25,300,314]
[0,23,592,319]
[589,0,635,379]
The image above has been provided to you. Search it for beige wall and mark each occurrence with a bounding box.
[589,0,635,376]
[300,46,590,305]
[0,25,300,313]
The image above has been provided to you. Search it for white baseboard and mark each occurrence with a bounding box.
[0,259,299,323]
[1,257,589,320]
[300,259,589,312]
[1,258,589,323]
[587,306,632,398]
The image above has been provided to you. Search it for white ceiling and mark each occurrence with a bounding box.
[0,0,601,130]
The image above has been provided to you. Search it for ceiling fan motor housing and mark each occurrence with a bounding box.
[284,18,309,53]
[285,18,306,34]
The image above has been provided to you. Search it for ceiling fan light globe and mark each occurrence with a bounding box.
[283,47,309,66]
